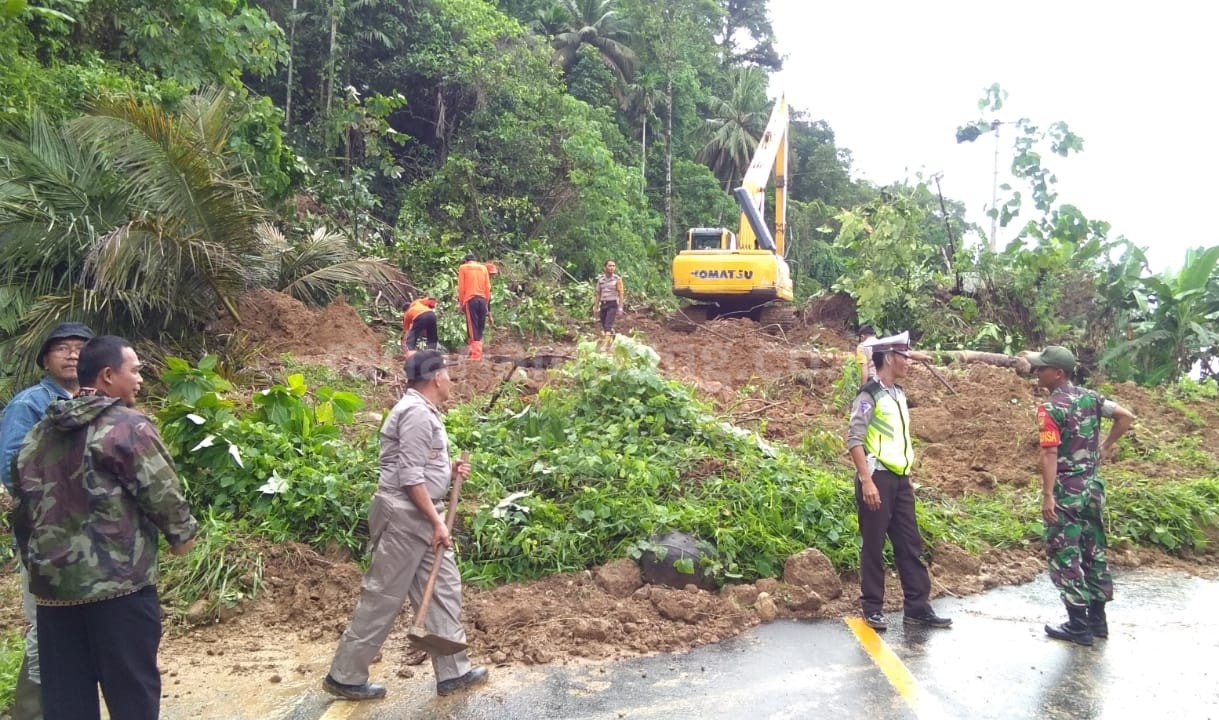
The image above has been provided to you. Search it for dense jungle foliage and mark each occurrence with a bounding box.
[0,0,1215,390]
[0,4,1217,699]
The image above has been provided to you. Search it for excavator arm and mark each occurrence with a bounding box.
[734,93,788,256]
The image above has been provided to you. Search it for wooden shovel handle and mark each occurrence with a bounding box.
[413,451,468,629]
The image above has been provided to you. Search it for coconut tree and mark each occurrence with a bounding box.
[697,67,769,189]
[548,0,637,84]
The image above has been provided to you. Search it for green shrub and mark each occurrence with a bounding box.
[0,629,21,714]
[157,356,377,555]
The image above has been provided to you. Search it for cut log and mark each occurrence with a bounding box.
[788,349,1032,375]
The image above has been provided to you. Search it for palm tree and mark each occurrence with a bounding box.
[697,67,770,189]
[548,0,637,84]
[256,223,407,306]
[0,90,404,389]
[621,80,661,196]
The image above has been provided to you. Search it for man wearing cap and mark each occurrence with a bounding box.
[12,334,197,720]
[0,320,93,718]
[1028,345,1134,646]
[401,296,439,356]
[456,254,492,361]
[845,331,952,631]
[324,350,488,700]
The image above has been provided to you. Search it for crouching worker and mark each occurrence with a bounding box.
[324,350,488,700]
[402,297,439,357]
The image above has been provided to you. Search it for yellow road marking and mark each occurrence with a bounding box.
[844,616,947,718]
[319,699,360,720]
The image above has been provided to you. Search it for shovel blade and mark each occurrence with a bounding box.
[407,625,468,656]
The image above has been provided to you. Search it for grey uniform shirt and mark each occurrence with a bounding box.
[378,389,452,501]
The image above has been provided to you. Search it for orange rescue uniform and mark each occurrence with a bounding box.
[402,299,434,335]
[456,263,491,306]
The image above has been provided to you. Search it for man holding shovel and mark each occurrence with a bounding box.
[324,350,488,700]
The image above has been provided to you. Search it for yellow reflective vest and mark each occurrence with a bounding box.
[861,381,914,476]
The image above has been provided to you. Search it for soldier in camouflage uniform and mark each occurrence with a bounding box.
[1028,345,1134,646]
[12,335,197,720]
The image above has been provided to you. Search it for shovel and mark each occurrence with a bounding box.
[407,451,469,656]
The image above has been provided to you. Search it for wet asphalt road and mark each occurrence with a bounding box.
[257,568,1219,720]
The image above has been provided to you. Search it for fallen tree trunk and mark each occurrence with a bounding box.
[931,350,1032,374]
[792,349,1031,374]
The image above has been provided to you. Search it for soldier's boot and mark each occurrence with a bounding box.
[12,655,44,720]
[1088,600,1108,639]
[1045,604,1094,646]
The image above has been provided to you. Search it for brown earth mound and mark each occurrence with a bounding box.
[211,289,388,373]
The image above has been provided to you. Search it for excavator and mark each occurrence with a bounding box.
[672,93,795,327]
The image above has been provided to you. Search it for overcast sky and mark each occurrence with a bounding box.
[769,0,1217,273]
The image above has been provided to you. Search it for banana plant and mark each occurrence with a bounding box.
[1102,245,1219,384]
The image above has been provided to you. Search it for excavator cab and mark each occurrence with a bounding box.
[688,228,736,251]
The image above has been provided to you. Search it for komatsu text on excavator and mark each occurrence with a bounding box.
[672,93,794,325]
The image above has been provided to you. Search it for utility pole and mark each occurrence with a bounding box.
[989,120,1001,251]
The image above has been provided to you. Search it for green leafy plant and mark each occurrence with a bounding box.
[0,628,22,714]
[157,357,376,555]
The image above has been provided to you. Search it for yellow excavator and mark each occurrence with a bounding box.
[672,93,794,325]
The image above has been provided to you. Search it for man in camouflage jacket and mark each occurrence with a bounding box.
[0,320,93,719]
[1028,345,1134,647]
[12,335,197,720]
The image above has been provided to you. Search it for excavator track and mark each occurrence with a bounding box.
[754,305,801,334]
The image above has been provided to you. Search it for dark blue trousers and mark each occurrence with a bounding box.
[37,585,162,720]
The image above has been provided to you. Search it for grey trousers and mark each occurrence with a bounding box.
[19,561,40,683]
[329,493,471,685]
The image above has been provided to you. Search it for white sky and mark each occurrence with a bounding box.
[769,0,1218,273]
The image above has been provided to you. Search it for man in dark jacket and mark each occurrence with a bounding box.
[13,335,197,720]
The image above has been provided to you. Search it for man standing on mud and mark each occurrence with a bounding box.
[0,320,94,719]
[1028,345,1134,646]
[324,350,488,700]
[592,259,625,339]
[845,331,952,631]
[457,254,491,361]
[12,335,198,720]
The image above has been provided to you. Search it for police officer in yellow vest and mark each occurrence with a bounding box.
[845,331,952,632]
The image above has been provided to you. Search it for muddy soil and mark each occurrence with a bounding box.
[5,290,1216,717]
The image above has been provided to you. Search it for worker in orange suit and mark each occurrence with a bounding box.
[456,254,491,361]
[401,297,438,357]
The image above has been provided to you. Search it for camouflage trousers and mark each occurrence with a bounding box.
[1044,473,1113,607]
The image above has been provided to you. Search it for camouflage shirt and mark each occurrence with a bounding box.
[12,394,198,603]
[1037,382,1117,481]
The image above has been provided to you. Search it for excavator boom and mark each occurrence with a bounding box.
[672,93,793,312]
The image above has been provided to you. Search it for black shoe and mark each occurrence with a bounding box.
[1088,601,1108,639]
[863,612,887,631]
[323,674,387,700]
[1045,605,1093,646]
[437,666,489,696]
[904,610,952,628]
